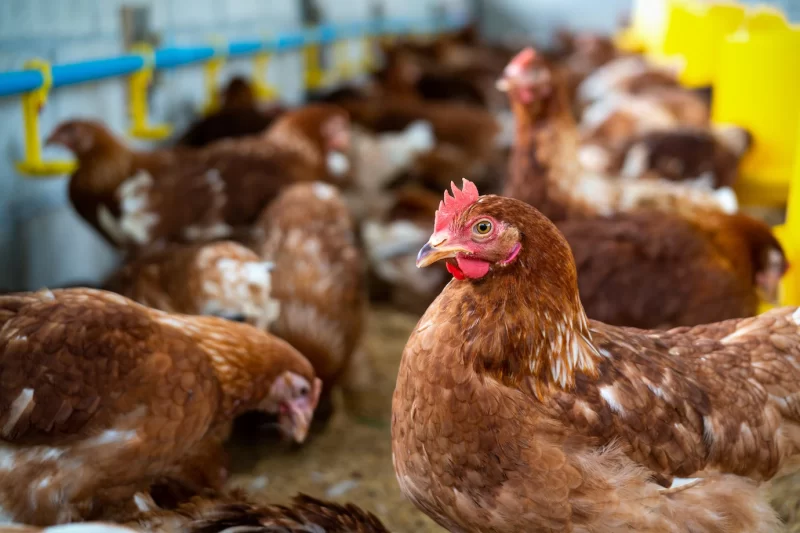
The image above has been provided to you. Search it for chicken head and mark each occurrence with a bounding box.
[262,372,323,443]
[416,179,522,280]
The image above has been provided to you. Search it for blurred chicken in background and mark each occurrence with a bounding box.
[104,240,279,329]
[48,105,352,254]
[175,77,287,148]
[253,182,368,427]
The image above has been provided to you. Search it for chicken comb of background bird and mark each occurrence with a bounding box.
[434,179,480,232]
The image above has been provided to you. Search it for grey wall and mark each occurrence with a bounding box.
[476,0,634,45]
[0,0,467,291]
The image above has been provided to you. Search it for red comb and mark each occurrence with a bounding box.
[506,47,537,75]
[434,179,480,232]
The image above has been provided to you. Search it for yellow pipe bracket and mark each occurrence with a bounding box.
[252,50,280,102]
[304,29,327,90]
[334,40,355,81]
[16,59,77,177]
[360,36,376,72]
[128,44,172,140]
[202,37,228,115]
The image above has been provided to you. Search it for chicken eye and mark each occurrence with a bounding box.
[473,220,492,236]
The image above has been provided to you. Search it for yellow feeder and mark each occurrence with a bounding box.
[202,37,227,115]
[744,5,787,32]
[773,115,800,307]
[656,1,746,87]
[127,44,172,140]
[16,59,77,177]
[615,0,672,54]
[252,50,280,102]
[712,21,800,207]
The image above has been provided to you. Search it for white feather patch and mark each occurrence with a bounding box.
[326,151,350,178]
[3,388,34,438]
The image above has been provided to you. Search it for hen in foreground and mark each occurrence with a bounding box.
[0,289,320,525]
[392,179,795,533]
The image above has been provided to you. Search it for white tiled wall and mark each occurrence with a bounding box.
[0,0,462,291]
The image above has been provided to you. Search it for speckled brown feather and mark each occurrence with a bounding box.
[0,288,315,525]
[104,241,278,328]
[255,182,365,400]
[393,195,787,532]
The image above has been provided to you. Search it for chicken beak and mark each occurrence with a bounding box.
[416,237,469,268]
[285,378,322,444]
[45,130,65,147]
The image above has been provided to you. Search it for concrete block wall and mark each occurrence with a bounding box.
[0,0,467,292]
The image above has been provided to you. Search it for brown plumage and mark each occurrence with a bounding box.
[103,241,279,329]
[254,182,366,423]
[560,209,787,328]
[0,288,320,525]
[1,493,390,532]
[129,491,391,533]
[393,181,792,532]
[49,105,351,252]
[175,76,287,148]
[499,48,734,222]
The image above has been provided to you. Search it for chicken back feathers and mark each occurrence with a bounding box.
[0,288,318,525]
[559,210,786,328]
[393,181,793,532]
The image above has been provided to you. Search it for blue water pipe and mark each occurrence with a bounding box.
[0,14,469,98]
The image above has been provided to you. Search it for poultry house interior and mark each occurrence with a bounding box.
[0,0,799,531]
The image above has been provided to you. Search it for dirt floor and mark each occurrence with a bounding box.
[226,305,444,532]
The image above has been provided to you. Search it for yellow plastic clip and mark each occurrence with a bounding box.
[16,59,76,177]
[360,36,375,72]
[202,36,227,115]
[334,39,355,81]
[304,28,326,90]
[128,44,172,140]
[252,49,280,102]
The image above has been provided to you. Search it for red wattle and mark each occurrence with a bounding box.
[446,262,465,280]
[456,255,491,279]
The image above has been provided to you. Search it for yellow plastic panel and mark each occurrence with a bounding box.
[713,24,800,206]
[775,116,800,306]
[744,5,787,31]
[657,1,746,87]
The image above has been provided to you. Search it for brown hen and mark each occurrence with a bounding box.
[499,47,736,221]
[48,105,351,252]
[253,182,366,424]
[0,288,320,525]
[393,180,795,532]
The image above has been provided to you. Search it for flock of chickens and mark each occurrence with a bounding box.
[1,21,798,533]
